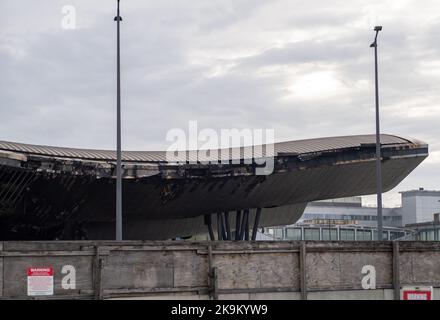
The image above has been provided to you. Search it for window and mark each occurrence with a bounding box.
[356,230,371,241]
[390,232,405,240]
[340,229,355,241]
[304,228,320,240]
[269,228,284,239]
[372,230,389,240]
[286,228,302,240]
[426,230,435,241]
[322,228,338,241]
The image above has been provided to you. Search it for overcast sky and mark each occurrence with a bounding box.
[1,0,439,206]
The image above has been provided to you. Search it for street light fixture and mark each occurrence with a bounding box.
[370,26,383,240]
[114,0,123,241]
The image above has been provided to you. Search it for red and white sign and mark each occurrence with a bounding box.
[27,267,54,296]
[401,286,433,300]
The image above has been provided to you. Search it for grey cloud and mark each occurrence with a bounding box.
[0,0,439,206]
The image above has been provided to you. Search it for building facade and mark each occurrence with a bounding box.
[401,189,440,225]
[301,188,440,228]
[264,188,440,241]
[264,223,413,241]
[300,196,402,228]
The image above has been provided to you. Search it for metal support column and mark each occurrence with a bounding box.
[114,0,123,241]
[224,211,231,240]
[235,210,242,240]
[204,214,215,241]
[251,207,262,241]
[217,213,222,240]
[220,213,227,241]
[242,209,250,241]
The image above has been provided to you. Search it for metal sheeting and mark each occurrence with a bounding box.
[0,134,417,163]
[0,134,428,240]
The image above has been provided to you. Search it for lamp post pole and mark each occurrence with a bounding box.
[370,26,383,241]
[114,0,123,241]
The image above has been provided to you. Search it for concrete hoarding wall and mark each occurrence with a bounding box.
[0,241,439,300]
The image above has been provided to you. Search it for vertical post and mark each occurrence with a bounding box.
[251,207,262,241]
[299,242,307,300]
[371,26,383,241]
[392,241,401,300]
[235,210,242,240]
[374,41,383,240]
[114,0,123,241]
[217,213,222,240]
[239,210,247,240]
[220,213,227,241]
[0,242,3,299]
[224,211,231,240]
[204,214,215,241]
[243,209,250,241]
[207,245,218,300]
[93,246,104,300]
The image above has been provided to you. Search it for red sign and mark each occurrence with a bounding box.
[27,267,53,276]
[402,288,432,300]
[27,267,54,296]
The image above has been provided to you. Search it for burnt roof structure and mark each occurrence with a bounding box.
[0,134,428,240]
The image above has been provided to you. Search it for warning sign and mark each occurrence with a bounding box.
[401,286,433,300]
[27,267,54,296]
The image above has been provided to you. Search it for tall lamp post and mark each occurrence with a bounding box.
[114,0,123,241]
[370,26,383,240]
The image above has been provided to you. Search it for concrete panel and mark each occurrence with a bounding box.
[307,252,341,289]
[3,256,93,297]
[214,254,260,289]
[308,289,392,300]
[103,250,174,290]
[307,250,392,290]
[250,292,302,300]
[109,293,210,300]
[258,253,300,289]
[339,252,392,289]
[0,241,439,300]
[400,251,440,286]
[173,251,208,287]
[214,252,299,290]
[218,293,250,300]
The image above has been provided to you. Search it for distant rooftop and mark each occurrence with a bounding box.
[400,188,440,197]
[311,197,363,207]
